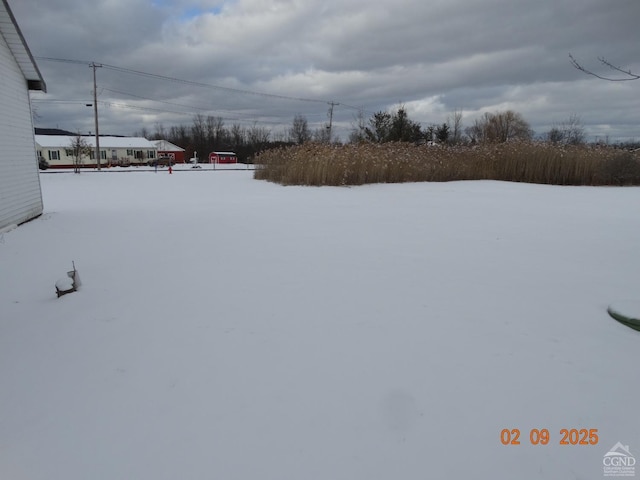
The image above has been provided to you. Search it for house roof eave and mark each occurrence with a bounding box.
[0,0,47,92]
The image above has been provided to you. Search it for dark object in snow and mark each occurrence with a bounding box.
[607,302,640,332]
[56,262,81,298]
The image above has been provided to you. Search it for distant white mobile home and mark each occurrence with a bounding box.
[34,135,158,168]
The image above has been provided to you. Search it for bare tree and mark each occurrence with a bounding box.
[69,133,91,174]
[153,122,166,140]
[546,114,585,145]
[192,114,206,140]
[569,54,639,81]
[230,123,245,147]
[271,130,289,143]
[546,127,564,145]
[465,122,480,145]
[247,123,271,146]
[168,125,189,149]
[191,114,207,157]
[470,110,532,143]
[447,109,464,145]
[215,117,228,145]
[289,114,311,144]
[349,109,368,143]
[206,115,225,146]
[313,124,331,143]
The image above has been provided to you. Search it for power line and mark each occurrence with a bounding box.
[32,99,90,104]
[102,87,272,120]
[99,101,286,126]
[32,97,328,129]
[36,56,374,114]
[34,56,375,134]
[37,56,333,105]
[103,63,329,104]
[36,56,91,66]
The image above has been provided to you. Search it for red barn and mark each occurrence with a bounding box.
[155,140,186,163]
[209,151,237,164]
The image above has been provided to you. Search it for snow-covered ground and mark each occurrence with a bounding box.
[1,168,639,479]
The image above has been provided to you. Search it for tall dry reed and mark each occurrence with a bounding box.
[254,142,640,187]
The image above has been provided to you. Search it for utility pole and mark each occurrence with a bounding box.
[327,102,338,143]
[91,63,103,170]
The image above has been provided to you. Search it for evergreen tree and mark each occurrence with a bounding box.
[435,123,450,144]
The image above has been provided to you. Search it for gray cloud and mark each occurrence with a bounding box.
[11,0,640,141]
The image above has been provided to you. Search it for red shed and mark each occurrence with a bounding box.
[209,151,237,164]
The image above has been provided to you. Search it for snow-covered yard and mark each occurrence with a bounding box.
[1,167,639,479]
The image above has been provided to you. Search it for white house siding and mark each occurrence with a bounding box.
[0,10,43,230]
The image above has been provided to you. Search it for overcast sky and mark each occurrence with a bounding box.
[11,0,640,143]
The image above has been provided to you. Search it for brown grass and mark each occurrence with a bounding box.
[254,142,640,187]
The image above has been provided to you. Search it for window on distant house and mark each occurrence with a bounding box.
[65,149,74,157]
[147,151,156,159]
[48,150,60,160]
[88,150,107,160]
[127,149,133,156]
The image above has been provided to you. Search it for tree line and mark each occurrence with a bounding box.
[132,107,635,163]
[349,106,594,146]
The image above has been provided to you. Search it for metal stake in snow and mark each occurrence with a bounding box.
[55,261,81,298]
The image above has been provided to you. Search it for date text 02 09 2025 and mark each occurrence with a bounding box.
[501,428,599,446]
